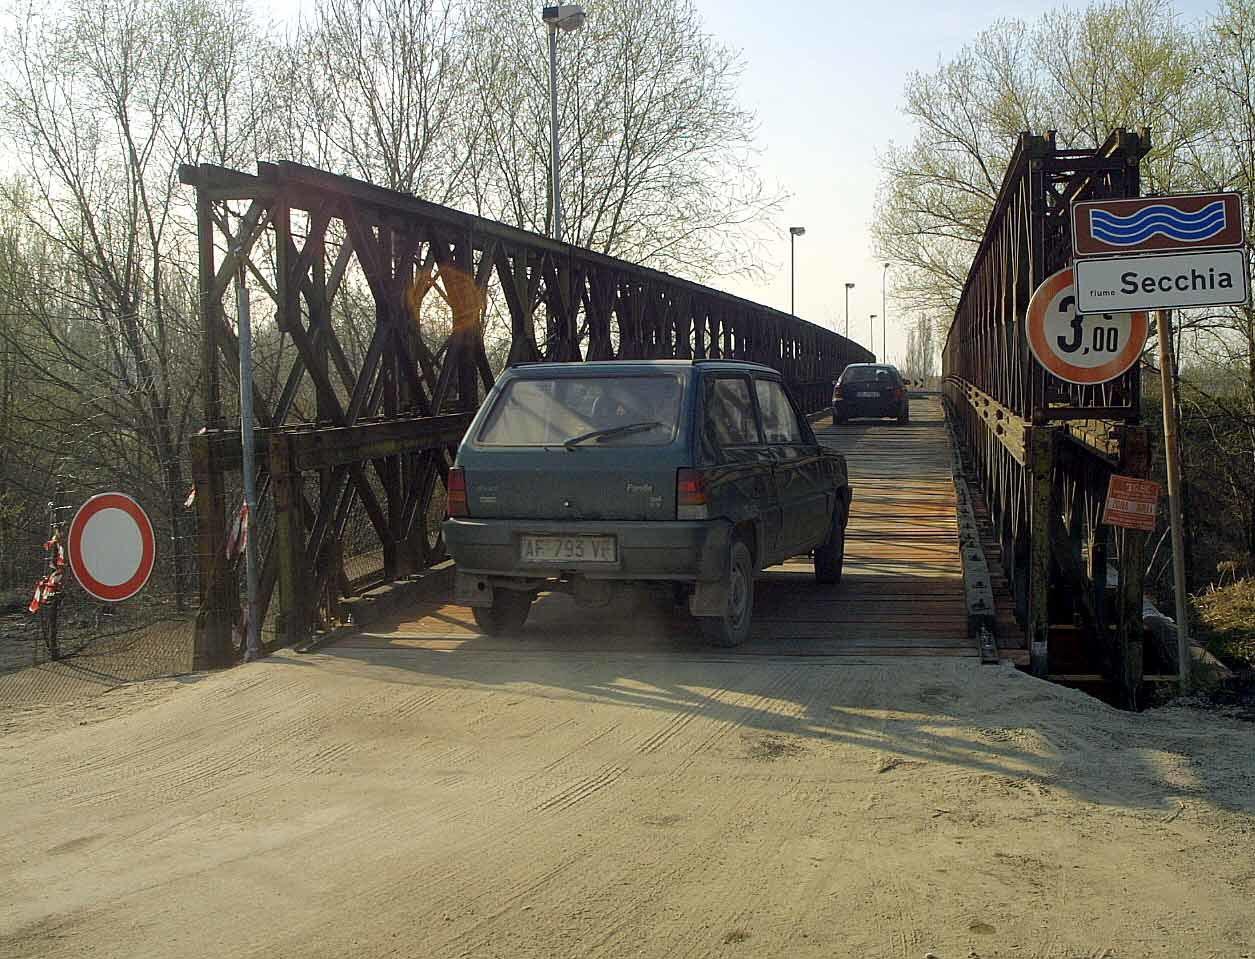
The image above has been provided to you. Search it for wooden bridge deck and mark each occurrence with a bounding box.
[336,396,980,657]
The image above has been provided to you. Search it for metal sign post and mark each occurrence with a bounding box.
[1155,309,1191,688]
[234,256,261,661]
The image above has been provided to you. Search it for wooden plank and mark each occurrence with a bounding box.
[199,414,472,473]
[326,397,987,658]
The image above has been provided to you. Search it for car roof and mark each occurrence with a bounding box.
[842,363,899,373]
[504,359,780,376]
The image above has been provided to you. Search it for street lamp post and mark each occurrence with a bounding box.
[844,282,855,339]
[869,314,877,356]
[789,227,805,315]
[541,5,587,242]
[881,262,890,362]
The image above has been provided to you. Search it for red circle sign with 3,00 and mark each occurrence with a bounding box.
[1026,267,1148,385]
[66,493,156,603]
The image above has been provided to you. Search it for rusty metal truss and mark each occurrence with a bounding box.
[942,130,1154,707]
[182,161,873,666]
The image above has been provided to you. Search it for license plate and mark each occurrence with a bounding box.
[857,391,880,398]
[519,534,617,564]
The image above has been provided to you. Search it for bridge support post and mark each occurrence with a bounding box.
[190,434,235,670]
[1113,425,1152,709]
[1027,425,1055,677]
[271,432,310,648]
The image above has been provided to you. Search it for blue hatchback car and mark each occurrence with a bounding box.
[443,360,853,647]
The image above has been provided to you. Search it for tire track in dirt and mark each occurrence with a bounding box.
[534,763,627,811]
[673,662,818,772]
[228,666,771,957]
[635,681,734,755]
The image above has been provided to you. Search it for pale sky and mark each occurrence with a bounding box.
[261,0,1219,365]
[693,0,1217,363]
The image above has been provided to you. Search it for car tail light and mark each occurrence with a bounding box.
[893,387,906,400]
[676,468,709,521]
[447,467,469,518]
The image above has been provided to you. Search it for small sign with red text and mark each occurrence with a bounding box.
[1102,475,1161,531]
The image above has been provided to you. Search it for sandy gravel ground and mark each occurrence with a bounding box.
[1,647,1252,959]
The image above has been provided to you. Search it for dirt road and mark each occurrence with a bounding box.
[2,647,1252,958]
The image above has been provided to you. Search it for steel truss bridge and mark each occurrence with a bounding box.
[181,161,873,667]
[943,129,1153,707]
[185,129,1159,706]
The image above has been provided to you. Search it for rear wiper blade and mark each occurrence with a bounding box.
[563,420,664,449]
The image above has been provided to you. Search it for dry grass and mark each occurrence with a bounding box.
[1194,578,1255,669]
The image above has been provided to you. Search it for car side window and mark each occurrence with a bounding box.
[704,376,761,448]
[754,379,804,444]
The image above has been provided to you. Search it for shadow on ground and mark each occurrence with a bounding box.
[281,606,1255,822]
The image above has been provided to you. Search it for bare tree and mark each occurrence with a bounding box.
[1175,1,1255,413]
[874,0,1207,323]
[462,0,781,280]
[286,0,475,198]
[0,0,284,606]
[901,314,937,384]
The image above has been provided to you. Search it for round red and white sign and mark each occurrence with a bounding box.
[1026,267,1148,385]
[66,493,156,603]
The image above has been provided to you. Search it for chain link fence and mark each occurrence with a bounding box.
[0,421,201,704]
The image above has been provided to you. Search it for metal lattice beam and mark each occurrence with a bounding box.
[941,129,1154,707]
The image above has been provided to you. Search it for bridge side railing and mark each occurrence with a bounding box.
[942,129,1153,706]
[182,161,873,665]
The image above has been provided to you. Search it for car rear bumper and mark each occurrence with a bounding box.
[833,399,905,419]
[442,517,733,583]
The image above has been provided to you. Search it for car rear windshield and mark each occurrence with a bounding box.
[477,374,684,447]
[840,366,900,384]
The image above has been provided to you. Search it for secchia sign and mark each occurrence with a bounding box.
[1071,192,1251,315]
[1075,249,1249,314]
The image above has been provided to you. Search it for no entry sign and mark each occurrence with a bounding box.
[66,493,156,602]
[1026,267,1148,385]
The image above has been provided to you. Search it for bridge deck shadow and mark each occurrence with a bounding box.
[336,397,982,658]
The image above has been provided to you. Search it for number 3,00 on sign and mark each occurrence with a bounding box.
[1026,266,1149,386]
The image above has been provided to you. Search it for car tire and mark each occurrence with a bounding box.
[699,539,754,648]
[897,408,910,425]
[814,500,847,585]
[472,589,534,635]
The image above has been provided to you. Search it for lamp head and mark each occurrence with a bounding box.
[789,226,806,237]
[542,4,587,30]
[845,282,855,290]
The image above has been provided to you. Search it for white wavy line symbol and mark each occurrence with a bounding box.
[1089,200,1227,246]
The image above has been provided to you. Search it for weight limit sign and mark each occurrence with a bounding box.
[1026,267,1149,385]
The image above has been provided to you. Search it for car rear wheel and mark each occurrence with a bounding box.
[472,589,534,635]
[815,501,848,585]
[700,540,754,648]
[897,407,910,425]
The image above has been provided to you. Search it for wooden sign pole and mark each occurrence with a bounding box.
[1156,309,1191,688]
